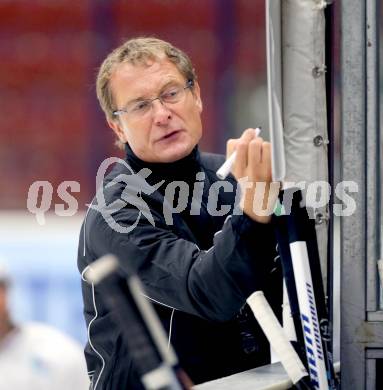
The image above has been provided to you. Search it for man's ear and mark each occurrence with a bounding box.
[193,82,203,113]
[107,118,127,143]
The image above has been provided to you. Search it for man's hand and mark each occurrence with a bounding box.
[227,128,280,224]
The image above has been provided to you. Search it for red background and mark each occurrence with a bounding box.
[0,0,267,210]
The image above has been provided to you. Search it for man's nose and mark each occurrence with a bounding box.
[152,99,172,124]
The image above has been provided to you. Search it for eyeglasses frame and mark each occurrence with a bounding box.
[112,79,195,118]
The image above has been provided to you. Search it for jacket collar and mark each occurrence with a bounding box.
[124,143,202,185]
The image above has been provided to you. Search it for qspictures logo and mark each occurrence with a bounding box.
[26,157,358,232]
[88,157,164,234]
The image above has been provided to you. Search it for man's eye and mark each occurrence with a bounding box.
[162,89,180,101]
[133,101,150,112]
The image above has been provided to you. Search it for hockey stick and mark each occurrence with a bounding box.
[85,254,192,390]
[290,193,338,389]
[276,188,338,389]
[273,212,309,358]
[247,290,313,389]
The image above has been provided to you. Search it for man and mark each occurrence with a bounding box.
[0,263,89,390]
[78,37,281,389]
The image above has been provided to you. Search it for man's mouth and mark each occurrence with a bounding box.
[158,129,182,142]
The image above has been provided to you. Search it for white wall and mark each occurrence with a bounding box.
[0,211,87,343]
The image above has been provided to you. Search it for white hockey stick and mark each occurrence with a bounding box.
[247,291,309,385]
[289,242,329,390]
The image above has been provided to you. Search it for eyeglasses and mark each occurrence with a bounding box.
[113,79,194,120]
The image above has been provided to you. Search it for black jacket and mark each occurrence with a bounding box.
[78,145,281,389]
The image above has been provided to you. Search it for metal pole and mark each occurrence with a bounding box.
[340,0,366,388]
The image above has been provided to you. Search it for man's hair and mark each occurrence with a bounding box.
[96,37,197,146]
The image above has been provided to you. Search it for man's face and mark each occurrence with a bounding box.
[108,58,203,163]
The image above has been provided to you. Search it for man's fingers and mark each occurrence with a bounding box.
[234,141,248,176]
[226,139,237,158]
[241,128,258,142]
[226,128,258,157]
[248,137,263,169]
[261,142,271,165]
[225,128,263,179]
[260,142,272,182]
[249,140,272,182]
